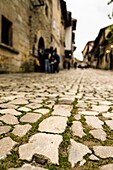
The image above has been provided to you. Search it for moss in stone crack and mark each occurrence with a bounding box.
[101,124,113,146]
[0,150,23,170]
[71,107,78,115]
[46,164,59,170]
[59,155,71,170]
[10,110,52,144]
[58,127,71,169]
[87,103,92,109]
[73,99,78,108]
[108,107,113,112]
[9,132,29,144]
[98,113,102,116]
[67,116,75,127]
[46,127,71,170]
[28,111,52,136]
[80,115,86,125]
[97,102,100,106]
[16,111,28,122]
[103,123,112,134]
[83,126,91,135]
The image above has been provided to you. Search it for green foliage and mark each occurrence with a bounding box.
[106,25,113,43]
[108,0,113,5]
[108,1,113,19]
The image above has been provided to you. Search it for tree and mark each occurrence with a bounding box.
[108,0,113,19]
[108,0,113,5]
[106,25,113,43]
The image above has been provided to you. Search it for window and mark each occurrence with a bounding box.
[1,15,13,46]
[45,4,49,17]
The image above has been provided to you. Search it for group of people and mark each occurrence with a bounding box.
[35,47,60,73]
[43,47,60,73]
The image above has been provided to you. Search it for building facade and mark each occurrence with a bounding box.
[82,41,94,67]
[82,24,113,70]
[0,0,77,73]
[90,25,113,70]
[0,0,32,73]
[64,12,77,68]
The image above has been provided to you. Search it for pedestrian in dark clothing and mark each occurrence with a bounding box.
[53,48,60,72]
[49,54,55,73]
[49,47,60,73]
[44,49,50,73]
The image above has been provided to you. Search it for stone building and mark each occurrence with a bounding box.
[90,24,113,70]
[30,0,53,72]
[0,0,32,73]
[0,0,77,73]
[82,24,113,70]
[50,0,67,68]
[82,41,94,67]
[64,12,77,67]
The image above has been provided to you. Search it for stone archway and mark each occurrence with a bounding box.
[38,37,45,50]
[38,37,45,72]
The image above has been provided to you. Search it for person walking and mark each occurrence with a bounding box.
[53,48,60,73]
[44,49,50,73]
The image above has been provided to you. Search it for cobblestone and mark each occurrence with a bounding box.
[0,69,113,169]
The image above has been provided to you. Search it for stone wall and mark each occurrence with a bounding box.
[30,0,52,52]
[0,0,65,72]
[0,0,34,72]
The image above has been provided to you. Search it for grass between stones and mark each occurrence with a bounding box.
[0,108,53,170]
[1,97,113,169]
[46,99,78,170]
[0,150,24,170]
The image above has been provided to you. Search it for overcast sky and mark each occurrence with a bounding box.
[65,0,113,60]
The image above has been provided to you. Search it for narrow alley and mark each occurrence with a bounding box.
[0,68,113,170]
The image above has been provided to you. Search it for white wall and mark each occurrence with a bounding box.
[65,26,72,50]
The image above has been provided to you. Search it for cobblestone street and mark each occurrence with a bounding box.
[1,68,113,170]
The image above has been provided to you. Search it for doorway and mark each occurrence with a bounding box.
[38,37,45,72]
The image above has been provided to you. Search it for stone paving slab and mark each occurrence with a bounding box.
[0,103,18,109]
[68,139,92,167]
[17,107,31,112]
[74,114,81,120]
[58,98,74,105]
[102,112,113,118]
[38,116,67,133]
[52,104,72,117]
[93,146,113,158]
[89,154,99,161]
[33,108,50,115]
[85,116,104,129]
[0,126,11,135]
[78,110,99,116]
[99,101,113,105]
[91,105,110,113]
[1,69,113,169]
[1,95,17,101]
[29,98,44,104]
[9,98,29,105]
[19,133,62,164]
[12,124,32,137]
[0,108,22,116]
[0,114,19,125]
[71,121,85,138]
[0,137,17,159]
[20,112,42,123]
[89,129,106,141]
